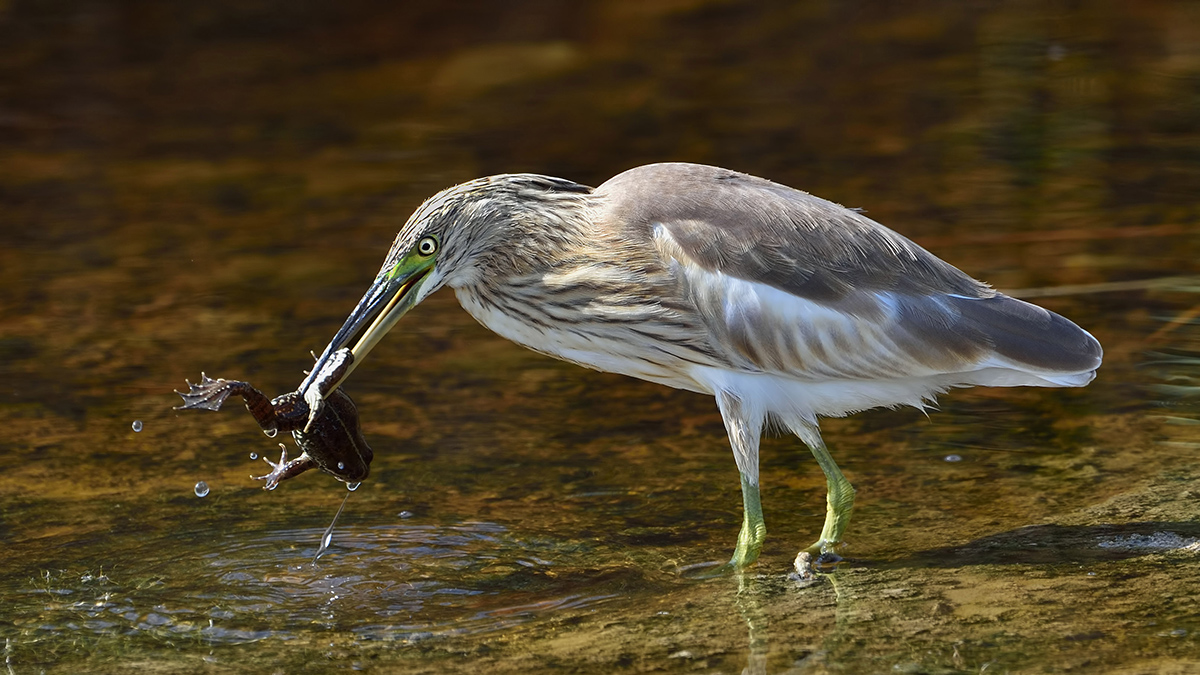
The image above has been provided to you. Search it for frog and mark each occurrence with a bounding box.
[176,348,373,489]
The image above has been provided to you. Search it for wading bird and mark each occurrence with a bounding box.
[297,163,1102,572]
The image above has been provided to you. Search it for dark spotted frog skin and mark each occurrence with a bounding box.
[177,349,373,489]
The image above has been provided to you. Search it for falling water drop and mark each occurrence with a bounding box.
[337,462,345,470]
[194,481,210,497]
[131,420,143,432]
[398,510,413,519]
[313,491,352,564]
[347,482,361,491]
[250,452,258,460]
[944,454,963,463]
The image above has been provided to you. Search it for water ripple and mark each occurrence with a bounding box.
[10,519,634,647]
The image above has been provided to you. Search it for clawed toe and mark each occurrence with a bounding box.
[790,548,844,581]
[250,443,316,490]
[251,444,290,491]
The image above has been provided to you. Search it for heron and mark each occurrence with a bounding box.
[296,162,1102,571]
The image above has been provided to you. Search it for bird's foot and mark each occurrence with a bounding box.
[676,560,736,579]
[675,540,763,579]
[789,540,845,581]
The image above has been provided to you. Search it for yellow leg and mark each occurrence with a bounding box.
[799,429,855,556]
[730,473,767,568]
[715,392,767,570]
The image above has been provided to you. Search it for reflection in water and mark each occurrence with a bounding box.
[735,574,771,675]
[729,571,861,674]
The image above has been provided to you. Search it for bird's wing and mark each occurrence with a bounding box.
[599,162,991,301]
[597,163,1100,384]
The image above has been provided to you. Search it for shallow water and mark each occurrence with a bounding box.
[3,1,1200,673]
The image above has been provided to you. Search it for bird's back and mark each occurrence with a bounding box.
[592,163,1101,408]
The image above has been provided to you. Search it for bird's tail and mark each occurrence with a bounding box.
[946,294,1102,387]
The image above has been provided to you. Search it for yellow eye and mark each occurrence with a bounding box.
[416,236,438,256]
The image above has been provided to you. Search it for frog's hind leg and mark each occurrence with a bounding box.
[176,374,244,411]
[176,375,280,432]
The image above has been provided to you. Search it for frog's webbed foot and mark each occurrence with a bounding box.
[177,374,280,434]
[175,374,245,411]
[252,444,317,491]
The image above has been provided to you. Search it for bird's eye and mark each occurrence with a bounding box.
[416,236,438,257]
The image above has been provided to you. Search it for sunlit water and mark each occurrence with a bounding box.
[2,1,1199,672]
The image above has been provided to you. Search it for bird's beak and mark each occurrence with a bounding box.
[300,261,433,405]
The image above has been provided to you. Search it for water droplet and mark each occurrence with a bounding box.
[347,482,361,491]
[337,462,345,470]
[249,452,259,461]
[944,454,962,462]
[131,420,143,432]
[194,481,210,498]
[398,510,413,519]
[313,491,352,564]
[263,428,278,438]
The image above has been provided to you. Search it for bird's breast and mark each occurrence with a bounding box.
[452,281,716,394]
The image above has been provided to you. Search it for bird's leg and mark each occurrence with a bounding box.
[732,472,767,568]
[795,425,855,558]
[717,392,767,569]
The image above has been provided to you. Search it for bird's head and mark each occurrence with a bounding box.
[298,173,593,400]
